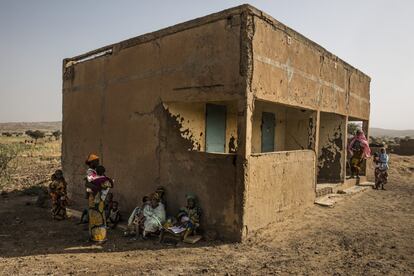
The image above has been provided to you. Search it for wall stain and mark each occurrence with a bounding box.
[318,124,343,183]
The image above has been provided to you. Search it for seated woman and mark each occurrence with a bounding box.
[124,195,150,236]
[48,169,68,220]
[136,192,166,239]
[85,165,113,243]
[348,129,371,179]
[179,194,202,239]
[373,148,389,190]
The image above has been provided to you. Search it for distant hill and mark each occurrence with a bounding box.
[0,121,412,138]
[0,121,61,133]
[369,128,414,138]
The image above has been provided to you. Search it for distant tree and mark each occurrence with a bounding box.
[347,123,360,136]
[52,130,62,140]
[25,130,45,144]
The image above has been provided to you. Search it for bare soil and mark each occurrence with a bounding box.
[0,142,413,275]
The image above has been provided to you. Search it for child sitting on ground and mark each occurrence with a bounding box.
[107,201,121,229]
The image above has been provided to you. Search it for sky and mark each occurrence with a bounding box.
[0,0,413,129]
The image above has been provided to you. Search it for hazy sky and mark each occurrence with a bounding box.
[0,1,413,129]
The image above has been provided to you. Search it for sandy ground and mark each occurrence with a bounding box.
[0,154,413,275]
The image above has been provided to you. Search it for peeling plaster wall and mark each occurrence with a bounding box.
[244,150,316,232]
[62,16,243,239]
[163,101,238,153]
[317,112,346,183]
[251,16,370,120]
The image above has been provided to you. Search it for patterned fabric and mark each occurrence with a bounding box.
[350,150,364,176]
[375,168,388,189]
[348,131,371,158]
[49,179,67,220]
[87,178,112,242]
[142,202,166,234]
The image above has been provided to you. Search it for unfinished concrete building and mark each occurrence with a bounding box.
[62,5,370,241]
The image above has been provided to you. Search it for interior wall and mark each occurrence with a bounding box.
[317,112,346,183]
[285,108,316,151]
[251,101,286,153]
[244,150,316,232]
[164,101,238,153]
[251,101,316,153]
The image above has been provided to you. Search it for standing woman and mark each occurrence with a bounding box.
[85,165,114,243]
[348,129,371,179]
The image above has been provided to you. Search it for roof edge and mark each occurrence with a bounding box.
[64,4,252,63]
[246,6,370,79]
[64,3,370,80]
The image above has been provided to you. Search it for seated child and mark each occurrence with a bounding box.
[107,201,121,229]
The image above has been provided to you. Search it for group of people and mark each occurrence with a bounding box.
[347,129,389,189]
[46,153,202,244]
[124,189,202,241]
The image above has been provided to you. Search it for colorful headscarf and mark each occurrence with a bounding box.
[86,153,99,163]
[348,130,371,158]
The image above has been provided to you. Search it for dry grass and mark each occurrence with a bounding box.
[0,136,60,192]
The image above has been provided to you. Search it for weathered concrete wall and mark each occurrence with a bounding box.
[62,16,243,239]
[250,16,370,120]
[244,150,316,232]
[317,112,346,183]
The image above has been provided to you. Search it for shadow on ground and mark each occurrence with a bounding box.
[0,188,224,259]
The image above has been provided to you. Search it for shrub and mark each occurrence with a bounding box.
[52,130,62,140]
[25,130,45,144]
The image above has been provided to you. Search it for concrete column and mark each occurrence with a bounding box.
[314,110,321,191]
[343,116,349,183]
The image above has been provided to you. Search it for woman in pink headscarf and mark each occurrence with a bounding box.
[348,129,371,179]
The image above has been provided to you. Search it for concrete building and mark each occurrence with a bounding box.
[62,5,370,241]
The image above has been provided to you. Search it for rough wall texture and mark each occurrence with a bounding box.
[250,16,370,120]
[63,16,243,240]
[244,150,316,232]
[251,101,287,153]
[251,101,316,153]
[164,102,238,153]
[63,4,371,240]
[317,112,346,183]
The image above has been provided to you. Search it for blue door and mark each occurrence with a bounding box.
[261,112,275,152]
[206,104,226,153]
